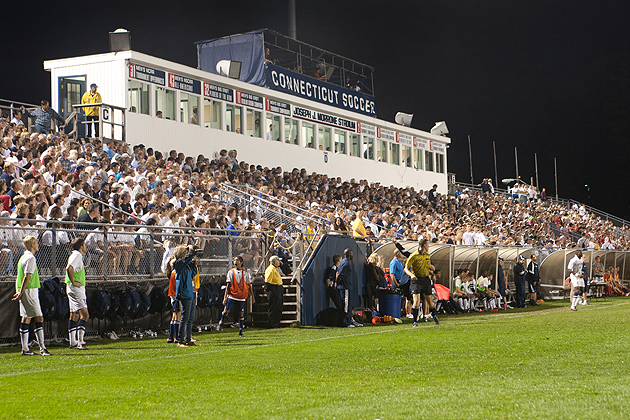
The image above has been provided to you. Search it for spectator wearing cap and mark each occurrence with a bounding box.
[264,255,283,329]
[81,83,102,138]
[132,177,147,200]
[514,255,527,308]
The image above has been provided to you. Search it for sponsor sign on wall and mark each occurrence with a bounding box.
[128,64,165,86]
[397,132,413,146]
[357,122,376,137]
[265,98,291,116]
[236,91,263,109]
[292,106,357,131]
[167,73,201,94]
[203,83,234,102]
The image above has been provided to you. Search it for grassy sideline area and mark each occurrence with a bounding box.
[1,298,629,420]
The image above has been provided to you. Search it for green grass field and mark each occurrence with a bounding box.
[1,298,629,420]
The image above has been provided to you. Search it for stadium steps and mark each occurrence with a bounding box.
[250,278,300,327]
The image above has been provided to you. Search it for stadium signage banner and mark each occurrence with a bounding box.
[357,122,376,137]
[128,64,165,86]
[265,64,377,117]
[430,141,446,153]
[397,133,413,146]
[292,106,357,131]
[168,73,201,94]
[414,137,428,149]
[377,127,396,142]
[204,83,234,102]
[265,98,291,116]
[236,91,263,109]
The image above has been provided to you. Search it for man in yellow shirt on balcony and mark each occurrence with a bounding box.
[351,210,366,238]
[81,83,102,138]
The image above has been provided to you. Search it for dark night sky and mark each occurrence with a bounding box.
[4,1,630,217]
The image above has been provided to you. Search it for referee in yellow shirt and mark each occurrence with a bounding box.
[404,238,439,326]
[264,256,283,329]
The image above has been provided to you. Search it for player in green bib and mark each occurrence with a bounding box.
[12,236,51,356]
[65,238,89,350]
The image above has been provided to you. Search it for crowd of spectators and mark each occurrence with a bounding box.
[1,109,629,279]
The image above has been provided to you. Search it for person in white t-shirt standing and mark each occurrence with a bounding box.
[567,250,584,311]
[66,238,89,349]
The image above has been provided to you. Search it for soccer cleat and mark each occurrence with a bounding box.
[432,316,440,325]
[347,324,356,328]
[21,350,35,356]
[491,308,499,312]
[186,341,197,346]
[570,307,577,311]
[166,339,177,344]
[76,343,89,350]
[177,343,188,348]
[406,314,414,319]
[412,322,418,328]
[40,349,52,356]
[239,331,244,337]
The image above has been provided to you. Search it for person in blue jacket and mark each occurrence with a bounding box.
[172,245,197,347]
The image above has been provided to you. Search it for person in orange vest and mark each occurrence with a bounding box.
[218,256,254,337]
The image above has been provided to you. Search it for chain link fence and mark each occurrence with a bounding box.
[0,219,274,281]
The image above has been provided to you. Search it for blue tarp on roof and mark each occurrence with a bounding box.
[196,30,266,86]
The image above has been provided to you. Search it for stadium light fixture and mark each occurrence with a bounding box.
[430,121,449,136]
[109,28,131,52]
[395,112,413,126]
[216,60,242,79]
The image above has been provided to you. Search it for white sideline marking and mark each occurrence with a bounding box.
[2,301,628,378]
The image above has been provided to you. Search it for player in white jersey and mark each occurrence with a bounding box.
[567,250,584,311]
[65,238,89,349]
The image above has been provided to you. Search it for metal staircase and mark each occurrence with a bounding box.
[250,277,301,327]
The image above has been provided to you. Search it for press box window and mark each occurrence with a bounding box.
[203,98,221,129]
[390,143,400,165]
[414,149,423,170]
[425,150,434,171]
[363,136,374,159]
[226,104,243,133]
[334,130,346,154]
[266,114,281,141]
[180,93,199,125]
[285,117,298,145]
[156,87,176,120]
[436,153,445,173]
[128,80,149,115]
[402,146,412,167]
[319,126,331,151]
[350,134,359,157]
[246,109,261,137]
[377,140,388,162]
[302,122,315,149]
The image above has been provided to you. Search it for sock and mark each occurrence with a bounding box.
[412,306,419,322]
[239,317,244,333]
[34,322,45,351]
[219,312,226,327]
[168,321,174,341]
[572,295,580,308]
[174,323,180,341]
[77,319,86,344]
[430,306,437,318]
[68,320,77,347]
[20,322,30,352]
[483,298,488,311]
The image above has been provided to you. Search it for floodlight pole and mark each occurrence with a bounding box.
[515,147,519,180]
[493,141,498,187]
[288,0,297,39]
[554,157,559,199]
[468,135,474,184]
[534,152,539,189]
